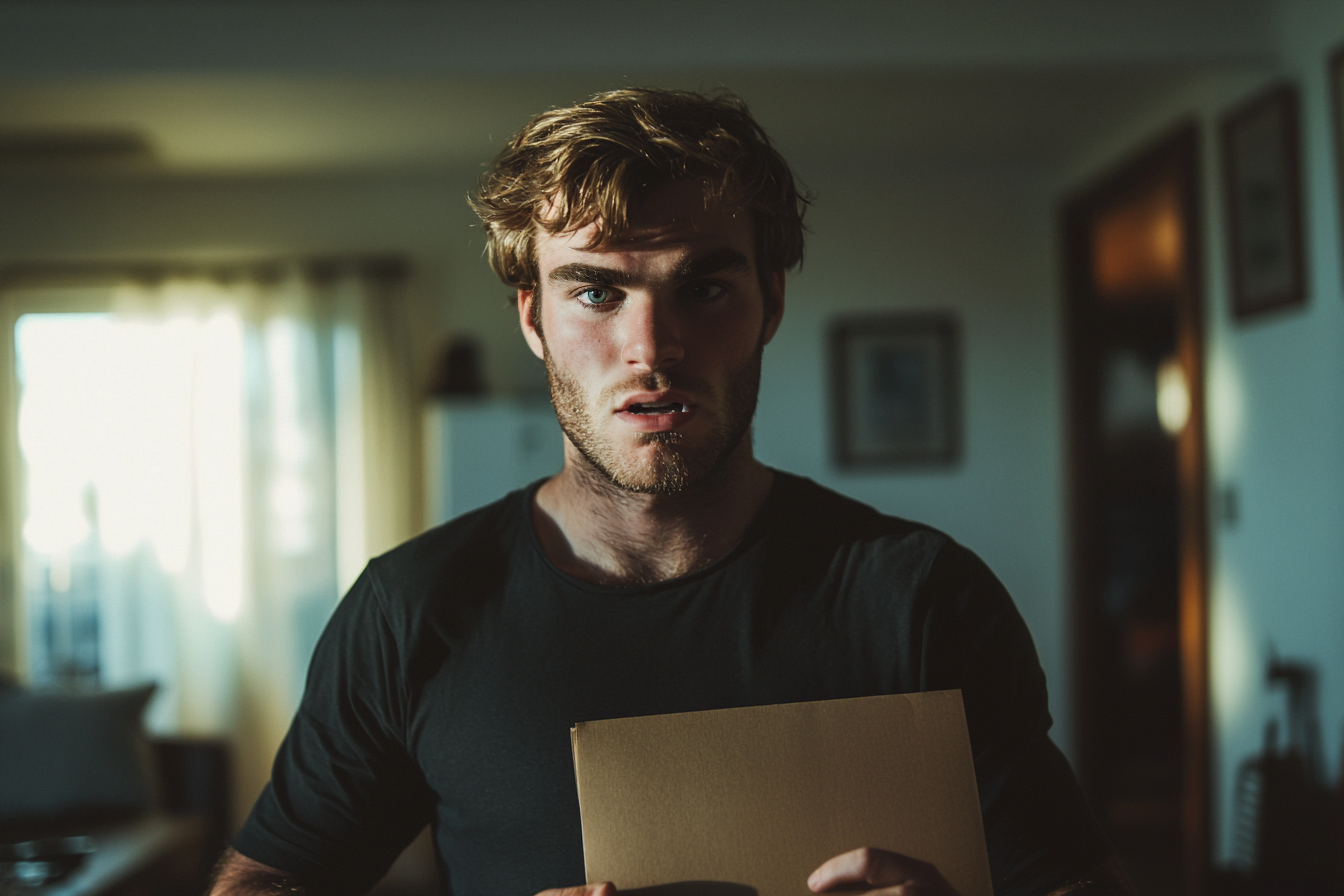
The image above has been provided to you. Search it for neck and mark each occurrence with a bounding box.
[531,438,774,587]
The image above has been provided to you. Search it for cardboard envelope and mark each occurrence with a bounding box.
[570,690,992,896]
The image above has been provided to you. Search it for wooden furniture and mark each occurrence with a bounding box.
[1060,123,1211,895]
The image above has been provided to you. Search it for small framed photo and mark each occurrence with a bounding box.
[1219,82,1307,320]
[829,312,961,468]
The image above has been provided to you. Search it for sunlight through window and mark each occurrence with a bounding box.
[16,309,250,689]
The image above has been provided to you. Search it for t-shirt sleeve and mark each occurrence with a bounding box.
[916,542,1112,896]
[232,565,434,892]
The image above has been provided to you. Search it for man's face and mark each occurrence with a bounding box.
[520,182,784,494]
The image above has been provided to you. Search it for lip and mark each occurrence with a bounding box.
[615,390,696,432]
[616,390,695,413]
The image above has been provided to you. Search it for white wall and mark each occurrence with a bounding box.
[1208,1,1344,866]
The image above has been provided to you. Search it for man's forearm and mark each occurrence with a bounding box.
[208,847,315,896]
[1045,856,1137,896]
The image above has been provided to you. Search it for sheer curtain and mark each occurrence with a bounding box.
[4,260,421,820]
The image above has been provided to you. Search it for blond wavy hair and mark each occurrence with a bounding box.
[469,87,809,293]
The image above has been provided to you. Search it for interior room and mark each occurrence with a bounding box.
[1,2,1341,894]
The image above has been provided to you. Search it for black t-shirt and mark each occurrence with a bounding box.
[234,472,1108,896]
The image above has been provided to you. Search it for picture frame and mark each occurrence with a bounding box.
[1330,44,1344,278]
[829,312,961,468]
[1219,82,1308,320]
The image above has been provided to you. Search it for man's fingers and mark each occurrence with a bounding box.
[535,883,616,896]
[808,847,951,894]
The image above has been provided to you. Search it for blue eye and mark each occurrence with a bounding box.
[578,287,617,305]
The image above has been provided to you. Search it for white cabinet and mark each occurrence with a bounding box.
[423,399,564,525]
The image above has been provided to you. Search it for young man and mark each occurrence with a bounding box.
[212,89,1130,896]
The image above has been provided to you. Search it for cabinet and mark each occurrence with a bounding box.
[423,399,564,525]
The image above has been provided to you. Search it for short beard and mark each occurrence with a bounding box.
[544,342,763,496]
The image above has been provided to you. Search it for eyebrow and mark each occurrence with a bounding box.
[672,248,751,280]
[546,248,752,287]
[547,263,634,288]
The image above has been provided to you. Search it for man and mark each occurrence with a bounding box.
[212,88,1130,896]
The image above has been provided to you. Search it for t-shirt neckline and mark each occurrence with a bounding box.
[518,470,790,597]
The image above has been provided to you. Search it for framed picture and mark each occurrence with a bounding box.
[829,312,961,468]
[1331,44,1344,276]
[1219,82,1307,320]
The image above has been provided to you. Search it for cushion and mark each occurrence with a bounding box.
[0,683,156,828]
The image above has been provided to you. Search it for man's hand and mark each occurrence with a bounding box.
[208,847,312,895]
[1043,855,1137,895]
[807,848,1136,896]
[808,847,960,896]
[535,884,616,896]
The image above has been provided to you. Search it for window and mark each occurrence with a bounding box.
[1,263,419,817]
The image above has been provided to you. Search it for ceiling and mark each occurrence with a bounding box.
[0,66,1225,175]
[0,1,1276,175]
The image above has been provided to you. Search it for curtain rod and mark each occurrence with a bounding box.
[0,253,410,290]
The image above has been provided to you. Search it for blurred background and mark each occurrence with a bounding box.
[0,2,1341,894]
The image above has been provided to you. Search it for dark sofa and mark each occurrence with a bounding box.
[0,677,231,895]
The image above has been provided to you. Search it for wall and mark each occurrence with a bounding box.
[1054,0,1344,864]
[1211,1,1344,865]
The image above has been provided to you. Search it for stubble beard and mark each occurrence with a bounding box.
[543,342,764,496]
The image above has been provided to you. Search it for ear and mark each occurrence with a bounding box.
[519,289,545,360]
[761,271,786,346]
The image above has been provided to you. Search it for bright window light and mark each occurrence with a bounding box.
[265,318,316,555]
[15,309,248,621]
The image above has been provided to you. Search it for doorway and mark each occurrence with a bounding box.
[1060,123,1210,896]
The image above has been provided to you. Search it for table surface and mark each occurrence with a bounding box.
[30,815,201,896]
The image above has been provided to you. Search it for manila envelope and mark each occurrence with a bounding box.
[570,690,991,896]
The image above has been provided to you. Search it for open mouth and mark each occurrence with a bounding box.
[625,402,687,415]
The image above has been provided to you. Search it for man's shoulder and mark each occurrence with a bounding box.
[765,471,994,592]
[358,482,535,610]
[769,471,953,550]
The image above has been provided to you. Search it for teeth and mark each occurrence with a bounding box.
[630,403,684,414]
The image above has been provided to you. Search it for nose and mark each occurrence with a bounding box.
[620,295,684,371]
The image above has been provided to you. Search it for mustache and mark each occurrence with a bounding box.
[601,371,712,403]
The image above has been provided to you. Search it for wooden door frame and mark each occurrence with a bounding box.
[1059,121,1211,895]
